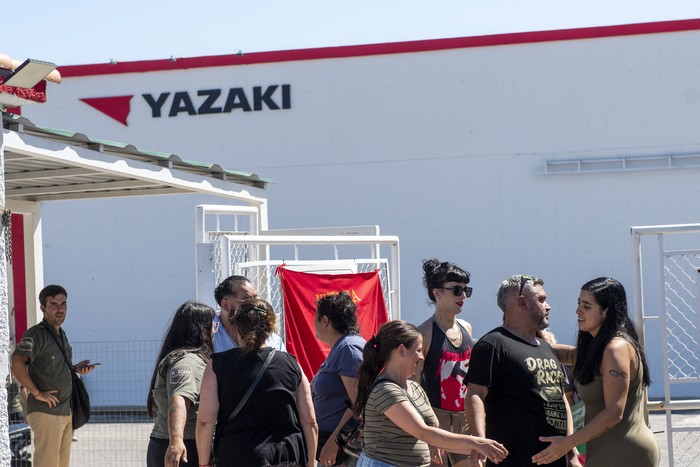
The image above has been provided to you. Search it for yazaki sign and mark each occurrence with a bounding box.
[80,84,292,126]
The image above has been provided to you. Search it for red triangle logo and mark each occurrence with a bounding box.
[80,95,133,126]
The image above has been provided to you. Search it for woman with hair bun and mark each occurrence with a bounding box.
[354,320,508,467]
[196,298,318,467]
[533,278,659,467]
[416,259,475,467]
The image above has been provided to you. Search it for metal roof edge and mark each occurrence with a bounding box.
[1,111,269,189]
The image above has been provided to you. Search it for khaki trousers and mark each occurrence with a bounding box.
[26,411,72,467]
[432,406,471,467]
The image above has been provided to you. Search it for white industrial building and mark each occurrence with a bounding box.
[18,18,700,402]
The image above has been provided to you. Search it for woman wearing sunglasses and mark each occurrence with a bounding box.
[416,259,475,467]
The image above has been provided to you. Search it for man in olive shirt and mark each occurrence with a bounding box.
[11,285,96,467]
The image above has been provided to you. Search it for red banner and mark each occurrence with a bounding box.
[277,267,389,380]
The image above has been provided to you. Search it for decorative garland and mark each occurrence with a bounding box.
[0,80,47,108]
[1,209,11,264]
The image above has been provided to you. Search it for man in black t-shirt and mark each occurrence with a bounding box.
[465,275,581,467]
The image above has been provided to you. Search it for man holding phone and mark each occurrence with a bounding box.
[12,285,98,467]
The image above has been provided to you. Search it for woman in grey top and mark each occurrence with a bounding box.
[146,301,214,467]
[353,321,508,467]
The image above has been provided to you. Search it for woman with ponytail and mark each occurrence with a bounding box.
[533,278,659,466]
[354,320,508,467]
[196,298,318,467]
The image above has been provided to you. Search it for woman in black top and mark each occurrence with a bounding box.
[416,259,475,467]
[196,298,318,467]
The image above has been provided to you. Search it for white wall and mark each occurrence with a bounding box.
[24,26,700,399]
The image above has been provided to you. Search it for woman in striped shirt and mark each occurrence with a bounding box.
[353,321,508,467]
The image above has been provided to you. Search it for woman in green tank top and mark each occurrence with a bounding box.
[533,278,659,467]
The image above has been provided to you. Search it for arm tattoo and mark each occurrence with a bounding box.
[609,369,628,378]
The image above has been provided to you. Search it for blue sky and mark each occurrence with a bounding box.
[7,1,700,66]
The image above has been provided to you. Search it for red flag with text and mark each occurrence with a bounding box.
[277,267,389,380]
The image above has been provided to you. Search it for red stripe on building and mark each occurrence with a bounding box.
[58,19,700,77]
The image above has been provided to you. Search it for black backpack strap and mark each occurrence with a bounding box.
[39,323,73,373]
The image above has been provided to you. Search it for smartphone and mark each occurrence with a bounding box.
[75,362,101,369]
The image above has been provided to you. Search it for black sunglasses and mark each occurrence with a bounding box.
[441,285,473,298]
[518,275,532,296]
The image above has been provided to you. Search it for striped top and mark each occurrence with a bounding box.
[363,378,437,467]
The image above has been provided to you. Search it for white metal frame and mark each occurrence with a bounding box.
[224,234,399,318]
[631,223,700,467]
[195,204,400,320]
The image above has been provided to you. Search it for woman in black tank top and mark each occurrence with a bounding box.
[417,259,476,467]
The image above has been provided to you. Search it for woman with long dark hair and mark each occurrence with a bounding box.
[416,259,474,467]
[196,298,318,467]
[533,278,659,466]
[354,320,508,467]
[313,292,365,467]
[147,301,214,467]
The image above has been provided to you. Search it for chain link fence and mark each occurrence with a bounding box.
[15,340,169,465]
[205,231,398,332]
[663,252,700,380]
[632,225,700,467]
[661,251,700,467]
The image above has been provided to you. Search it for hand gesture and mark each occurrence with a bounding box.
[470,437,508,464]
[165,439,187,467]
[34,389,59,408]
[470,453,486,467]
[429,445,444,465]
[74,360,97,375]
[318,436,338,466]
[532,436,571,465]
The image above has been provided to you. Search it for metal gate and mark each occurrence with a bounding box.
[631,224,700,467]
[194,204,400,340]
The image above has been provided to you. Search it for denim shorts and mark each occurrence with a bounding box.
[357,452,396,467]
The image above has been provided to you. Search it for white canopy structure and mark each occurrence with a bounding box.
[2,112,269,318]
[0,111,270,465]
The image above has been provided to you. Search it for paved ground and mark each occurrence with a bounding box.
[18,411,700,466]
[70,421,152,466]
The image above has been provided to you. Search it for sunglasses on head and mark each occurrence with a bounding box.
[518,275,532,296]
[441,285,473,298]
